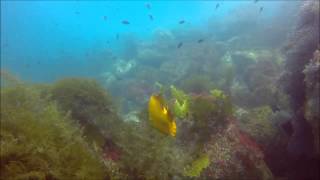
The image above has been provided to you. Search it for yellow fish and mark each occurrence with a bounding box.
[148,94,177,137]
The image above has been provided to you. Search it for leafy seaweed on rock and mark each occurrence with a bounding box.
[50,78,121,147]
[0,84,110,179]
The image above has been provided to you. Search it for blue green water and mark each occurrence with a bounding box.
[1,1,290,82]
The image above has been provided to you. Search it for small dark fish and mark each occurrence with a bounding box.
[145,3,151,9]
[197,39,204,43]
[177,42,183,48]
[103,16,107,21]
[179,20,185,24]
[259,7,264,13]
[75,11,80,15]
[254,0,259,3]
[121,20,130,24]
[215,3,220,9]
[148,14,153,21]
[37,61,41,65]
[116,33,119,40]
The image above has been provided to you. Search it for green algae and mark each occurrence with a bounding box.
[183,153,210,177]
[170,85,190,118]
[0,84,109,179]
[50,78,121,147]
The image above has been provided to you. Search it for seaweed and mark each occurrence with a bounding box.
[115,118,189,179]
[173,99,189,119]
[183,153,210,177]
[0,84,111,179]
[50,78,116,124]
[282,0,319,113]
[180,75,215,94]
[50,78,121,147]
[170,85,189,119]
[185,90,232,144]
[210,89,227,100]
[237,106,278,147]
[279,1,319,178]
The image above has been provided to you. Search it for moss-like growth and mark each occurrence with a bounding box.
[180,75,215,94]
[191,96,218,123]
[0,84,110,179]
[183,153,210,177]
[50,78,116,124]
[115,118,189,179]
[50,78,120,147]
[191,92,232,124]
[210,89,227,100]
[187,90,232,144]
[238,106,277,146]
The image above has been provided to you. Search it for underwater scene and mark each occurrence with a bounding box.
[0,0,319,179]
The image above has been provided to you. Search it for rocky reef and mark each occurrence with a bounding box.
[0,74,276,179]
[280,0,320,179]
[1,1,319,179]
[0,76,113,179]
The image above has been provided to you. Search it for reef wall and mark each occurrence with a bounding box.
[281,0,319,179]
